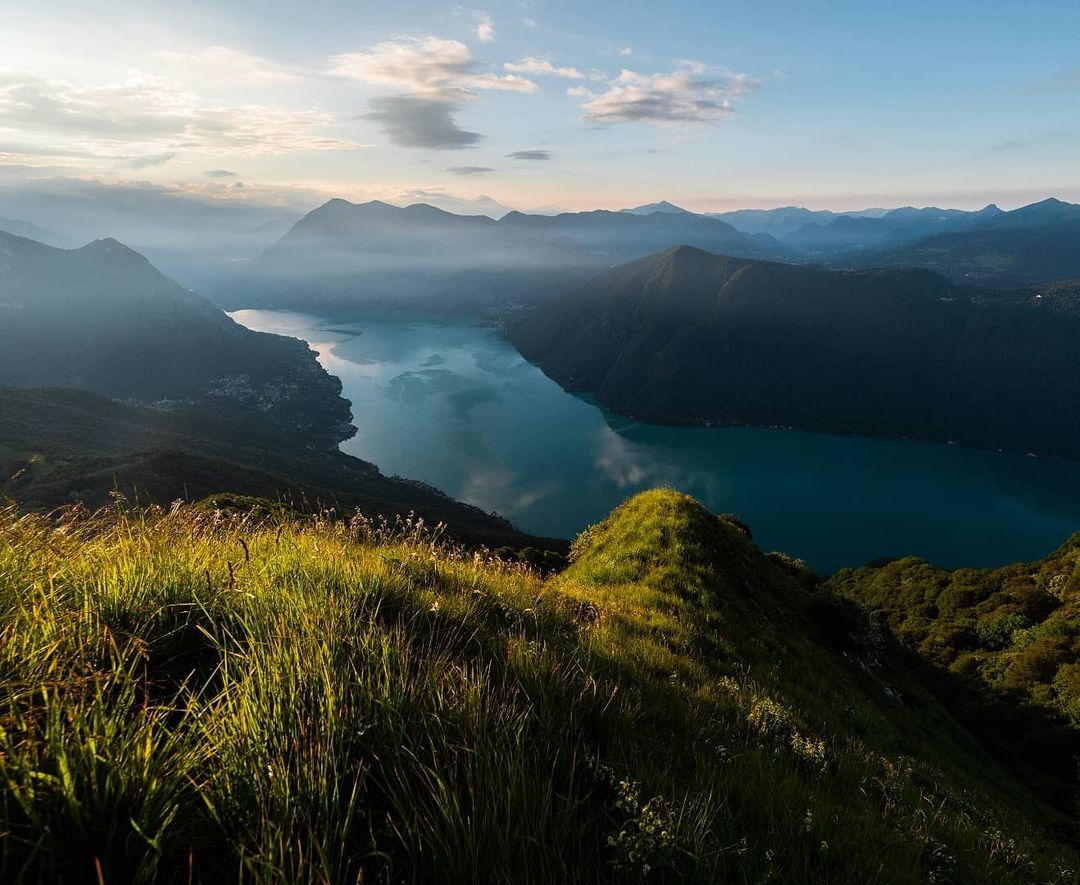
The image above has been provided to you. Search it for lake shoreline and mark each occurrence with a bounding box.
[231,308,1080,574]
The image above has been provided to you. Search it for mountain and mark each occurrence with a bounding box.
[784,204,1004,257]
[0,216,71,248]
[3,488,1077,882]
[0,387,557,552]
[0,231,352,450]
[709,206,842,238]
[862,198,1080,287]
[507,245,1080,460]
[619,200,692,215]
[225,199,781,313]
[0,233,566,552]
[708,207,895,238]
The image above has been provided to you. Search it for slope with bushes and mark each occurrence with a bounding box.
[0,490,1075,883]
[831,533,1080,807]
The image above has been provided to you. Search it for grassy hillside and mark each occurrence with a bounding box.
[0,490,1075,883]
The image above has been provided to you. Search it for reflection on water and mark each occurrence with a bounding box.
[230,309,1080,573]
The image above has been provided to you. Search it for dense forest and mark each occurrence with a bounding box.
[508,246,1080,460]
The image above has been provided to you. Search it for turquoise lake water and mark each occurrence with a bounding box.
[232,309,1080,573]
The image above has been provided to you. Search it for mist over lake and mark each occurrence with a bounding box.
[232,309,1080,573]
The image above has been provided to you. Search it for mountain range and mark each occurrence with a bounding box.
[507,244,1080,460]
[217,195,1080,316]
[220,198,782,312]
[0,231,559,551]
[857,197,1080,287]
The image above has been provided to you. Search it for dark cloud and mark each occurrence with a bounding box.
[506,150,551,160]
[364,95,481,150]
[204,169,239,178]
[447,165,495,176]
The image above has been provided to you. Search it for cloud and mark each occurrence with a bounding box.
[617,47,633,57]
[505,57,585,79]
[152,46,298,84]
[474,11,496,42]
[579,62,757,125]
[331,36,537,149]
[447,165,494,176]
[523,17,537,28]
[125,151,176,169]
[0,70,361,164]
[329,37,535,94]
[204,169,238,178]
[364,95,481,149]
[566,85,593,98]
[507,149,551,160]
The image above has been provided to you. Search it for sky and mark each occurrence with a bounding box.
[1,0,1079,218]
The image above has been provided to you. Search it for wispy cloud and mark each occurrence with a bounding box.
[447,165,494,176]
[203,169,238,178]
[505,57,588,79]
[0,70,360,165]
[990,130,1076,152]
[507,149,551,160]
[579,62,757,125]
[474,11,496,42]
[330,36,537,149]
[152,46,299,84]
[124,151,176,169]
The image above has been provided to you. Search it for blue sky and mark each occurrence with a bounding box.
[2,0,1078,214]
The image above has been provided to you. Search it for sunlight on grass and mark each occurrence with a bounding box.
[0,493,1074,883]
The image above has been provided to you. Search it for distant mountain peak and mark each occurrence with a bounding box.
[79,237,149,264]
[620,200,692,216]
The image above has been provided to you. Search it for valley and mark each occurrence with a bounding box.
[234,308,1080,573]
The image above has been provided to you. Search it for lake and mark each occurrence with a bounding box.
[232,309,1080,573]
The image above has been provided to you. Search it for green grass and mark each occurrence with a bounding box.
[0,490,1076,882]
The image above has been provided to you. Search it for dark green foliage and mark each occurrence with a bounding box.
[508,245,1080,460]
[830,533,1080,808]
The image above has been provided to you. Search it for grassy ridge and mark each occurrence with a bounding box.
[0,490,1075,882]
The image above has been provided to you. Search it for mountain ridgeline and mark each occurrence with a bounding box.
[221,198,782,312]
[0,232,559,550]
[508,245,1080,460]
[0,231,352,451]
